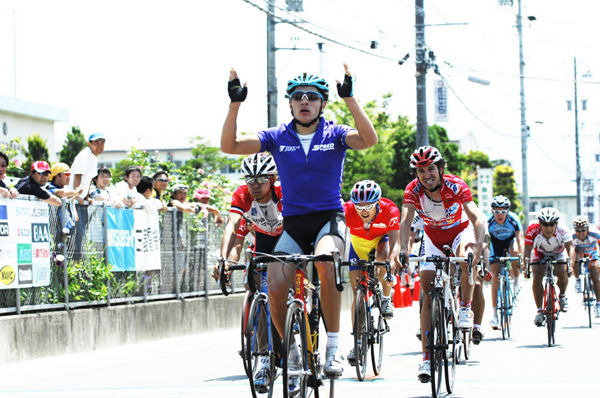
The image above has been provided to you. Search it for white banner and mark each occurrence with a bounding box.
[434,79,448,122]
[0,199,50,289]
[133,208,161,271]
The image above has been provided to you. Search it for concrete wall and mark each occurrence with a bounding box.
[0,285,353,364]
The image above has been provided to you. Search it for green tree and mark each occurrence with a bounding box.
[0,137,25,177]
[493,164,522,214]
[59,126,87,166]
[23,133,50,176]
[186,137,238,173]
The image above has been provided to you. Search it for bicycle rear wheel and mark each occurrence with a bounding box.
[444,308,458,393]
[462,328,471,361]
[353,290,369,381]
[545,284,555,347]
[499,278,507,340]
[584,275,593,328]
[370,294,385,376]
[502,278,512,339]
[246,295,270,397]
[283,301,308,398]
[429,296,444,398]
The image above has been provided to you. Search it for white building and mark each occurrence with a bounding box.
[477,168,493,212]
[0,95,69,162]
[529,181,577,226]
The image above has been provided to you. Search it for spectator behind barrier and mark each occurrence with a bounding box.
[114,165,142,208]
[137,176,165,211]
[89,167,121,208]
[15,161,61,206]
[70,132,105,202]
[193,188,223,226]
[47,162,83,199]
[0,151,19,199]
[152,170,169,211]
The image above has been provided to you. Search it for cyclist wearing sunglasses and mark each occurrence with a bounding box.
[570,215,600,318]
[343,180,401,363]
[487,195,524,330]
[221,64,377,380]
[523,207,574,326]
[398,146,486,383]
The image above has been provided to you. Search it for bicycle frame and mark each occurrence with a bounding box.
[577,257,593,328]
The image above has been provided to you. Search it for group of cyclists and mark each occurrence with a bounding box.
[213,64,600,395]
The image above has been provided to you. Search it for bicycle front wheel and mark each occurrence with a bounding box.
[246,295,270,398]
[241,291,253,377]
[283,301,308,398]
[499,278,507,340]
[370,294,385,376]
[429,296,444,398]
[444,307,458,393]
[584,275,593,328]
[353,289,369,381]
[545,284,555,347]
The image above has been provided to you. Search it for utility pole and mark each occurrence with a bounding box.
[415,0,429,147]
[573,56,581,214]
[516,0,530,224]
[266,1,277,127]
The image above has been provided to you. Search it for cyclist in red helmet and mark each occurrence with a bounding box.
[399,145,487,383]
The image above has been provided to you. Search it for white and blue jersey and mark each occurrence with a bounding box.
[572,228,600,261]
[258,118,353,217]
[488,211,522,260]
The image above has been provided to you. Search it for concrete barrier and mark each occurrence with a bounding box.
[0,284,353,364]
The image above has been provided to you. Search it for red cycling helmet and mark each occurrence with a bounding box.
[409,146,443,169]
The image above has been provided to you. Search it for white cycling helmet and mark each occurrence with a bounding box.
[538,207,560,224]
[240,153,276,176]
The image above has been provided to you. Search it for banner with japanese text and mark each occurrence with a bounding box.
[0,199,51,289]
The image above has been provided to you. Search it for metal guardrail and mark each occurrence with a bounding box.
[0,197,246,315]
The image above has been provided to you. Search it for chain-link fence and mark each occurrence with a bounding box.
[0,198,246,315]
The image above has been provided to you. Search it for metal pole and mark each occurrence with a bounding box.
[62,201,70,311]
[415,0,429,147]
[203,216,209,298]
[317,43,324,76]
[517,0,529,223]
[15,286,20,314]
[172,210,181,299]
[103,204,111,306]
[267,2,278,127]
[574,56,581,215]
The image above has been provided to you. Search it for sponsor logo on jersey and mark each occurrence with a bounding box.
[389,217,399,227]
[444,179,459,194]
[279,145,301,152]
[444,203,459,217]
[312,143,335,152]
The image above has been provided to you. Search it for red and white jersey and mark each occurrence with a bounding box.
[236,218,256,247]
[343,198,400,240]
[525,222,572,256]
[230,185,283,236]
[403,174,472,231]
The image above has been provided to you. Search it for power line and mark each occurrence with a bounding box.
[239,0,408,63]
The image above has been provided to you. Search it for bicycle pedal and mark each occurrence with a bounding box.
[418,374,431,384]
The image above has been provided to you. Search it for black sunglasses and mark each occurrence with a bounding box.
[540,222,556,227]
[289,90,324,102]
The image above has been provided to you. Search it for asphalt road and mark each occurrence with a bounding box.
[0,278,598,397]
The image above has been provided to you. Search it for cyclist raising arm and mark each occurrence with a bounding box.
[398,146,486,382]
[523,208,574,326]
[220,64,377,383]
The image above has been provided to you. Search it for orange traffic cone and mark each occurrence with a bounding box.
[402,281,413,307]
[412,273,421,302]
[392,275,404,308]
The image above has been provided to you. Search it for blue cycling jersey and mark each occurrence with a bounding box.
[258,118,353,217]
[488,211,522,243]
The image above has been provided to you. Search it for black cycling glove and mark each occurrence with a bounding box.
[228,78,247,102]
[336,74,353,98]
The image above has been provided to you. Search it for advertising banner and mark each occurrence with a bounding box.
[0,200,51,289]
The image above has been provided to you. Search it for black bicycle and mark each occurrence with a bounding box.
[406,250,472,397]
[340,252,393,381]
[577,257,594,328]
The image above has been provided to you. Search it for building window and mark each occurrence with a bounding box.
[482,187,487,192]
[530,202,539,212]
[585,196,594,207]
[587,212,594,223]
[595,154,600,162]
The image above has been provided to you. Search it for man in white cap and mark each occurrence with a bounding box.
[70,132,105,202]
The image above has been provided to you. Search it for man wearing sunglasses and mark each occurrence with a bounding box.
[221,64,377,381]
[15,161,61,206]
[487,195,524,331]
[570,215,600,318]
[399,146,487,383]
[523,207,574,326]
[214,152,282,393]
[343,180,401,364]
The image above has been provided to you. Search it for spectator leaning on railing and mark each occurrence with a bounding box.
[15,161,61,206]
[46,162,84,199]
[114,165,142,208]
[0,151,19,199]
[88,167,121,207]
[152,170,169,208]
[70,132,105,203]
[137,176,165,211]
[193,188,224,226]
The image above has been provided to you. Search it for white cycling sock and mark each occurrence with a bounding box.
[382,294,391,300]
[326,332,339,350]
[474,324,481,329]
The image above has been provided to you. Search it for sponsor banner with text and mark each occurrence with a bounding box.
[0,200,50,289]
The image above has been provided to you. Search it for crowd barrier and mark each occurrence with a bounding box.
[0,196,245,315]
